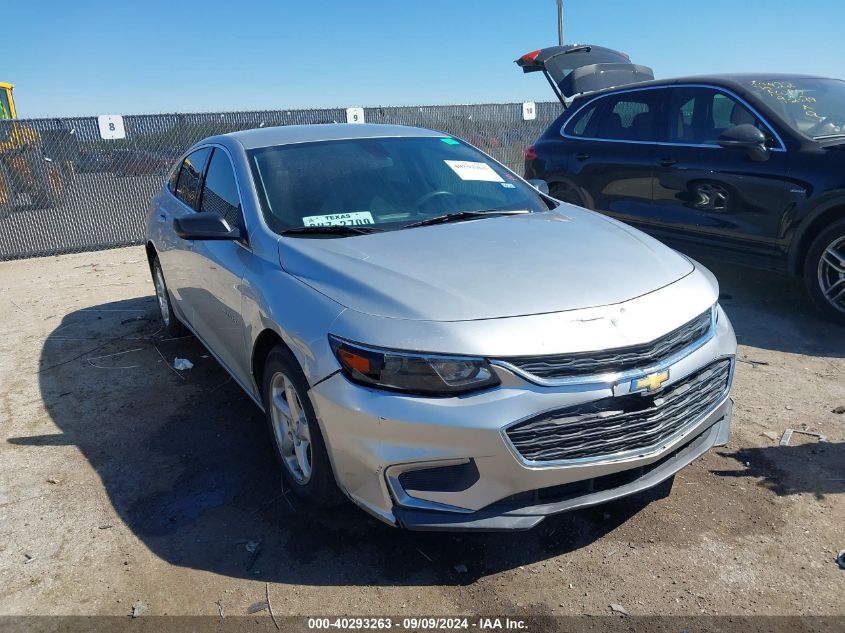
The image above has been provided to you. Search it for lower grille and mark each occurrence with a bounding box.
[506,358,732,462]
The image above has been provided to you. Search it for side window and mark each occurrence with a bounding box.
[593,92,659,142]
[667,87,773,145]
[174,148,211,209]
[167,163,180,193]
[566,101,600,137]
[199,149,243,229]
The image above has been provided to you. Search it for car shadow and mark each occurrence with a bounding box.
[712,441,844,500]
[698,257,845,358]
[19,296,671,586]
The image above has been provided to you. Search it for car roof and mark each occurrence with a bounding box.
[216,123,447,150]
[570,73,837,101]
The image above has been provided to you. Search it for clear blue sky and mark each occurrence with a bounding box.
[8,0,845,118]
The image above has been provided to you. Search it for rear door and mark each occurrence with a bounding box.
[188,147,251,381]
[648,85,789,257]
[555,88,661,221]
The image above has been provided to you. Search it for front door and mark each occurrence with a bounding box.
[648,86,789,258]
[188,147,250,382]
[157,147,211,325]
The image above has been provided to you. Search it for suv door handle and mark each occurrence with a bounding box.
[575,152,591,161]
[158,212,168,223]
[657,158,678,167]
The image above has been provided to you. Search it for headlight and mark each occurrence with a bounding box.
[328,335,500,396]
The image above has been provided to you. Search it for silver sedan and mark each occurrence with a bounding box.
[145,124,736,530]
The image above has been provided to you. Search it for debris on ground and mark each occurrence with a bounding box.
[215,599,225,618]
[23,553,35,564]
[46,477,61,484]
[415,548,433,563]
[98,524,114,530]
[609,603,628,615]
[173,357,194,371]
[738,357,770,368]
[266,582,281,630]
[454,564,468,574]
[837,550,845,570]
[131,601,146,618]
[833,406,845,414]
[761,431,779,441]
[780,428,828,446]
[247,601,269,614]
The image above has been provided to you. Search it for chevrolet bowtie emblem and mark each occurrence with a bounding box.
[631,370,670,393]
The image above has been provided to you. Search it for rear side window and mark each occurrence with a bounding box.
[174,148,211,209]
[592,91,660,141]
[566,101,600,136]
[199,149,242,229]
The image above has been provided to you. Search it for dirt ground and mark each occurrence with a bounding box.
[0,246,842,620]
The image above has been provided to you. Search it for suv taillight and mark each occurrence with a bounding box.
[524,145,538,161]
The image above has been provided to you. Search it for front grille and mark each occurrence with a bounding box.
[501,309,712,380]
[505,358,732,462]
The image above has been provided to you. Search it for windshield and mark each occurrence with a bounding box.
[248,136,549,234]
[740,77,845,139]
[0,89,11,120]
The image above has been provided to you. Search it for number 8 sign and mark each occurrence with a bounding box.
[97,114,126,140]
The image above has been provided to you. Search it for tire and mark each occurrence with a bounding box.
[151,257,188,336]
[0,161,13,218]
[550,183,586,208]
[27,150,66,209]
[803,219,845,325]
[261,345,343,506]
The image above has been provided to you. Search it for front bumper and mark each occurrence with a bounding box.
[309,309,736,530]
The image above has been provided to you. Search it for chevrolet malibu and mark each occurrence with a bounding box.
[145,124,737,531]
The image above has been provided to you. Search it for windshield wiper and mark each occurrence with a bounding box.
[403,209,529,229]
[281,225,383,237]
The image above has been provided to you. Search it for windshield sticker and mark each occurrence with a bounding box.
[500,182,516,189]
[444,160,504,183]
[302,212,375,227]
[440,138,461,145]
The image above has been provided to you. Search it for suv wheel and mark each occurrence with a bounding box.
[151,257,187,336]
[261,346,343,506]
[804,219,845,325]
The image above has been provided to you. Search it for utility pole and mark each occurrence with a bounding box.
[557,0,564,45]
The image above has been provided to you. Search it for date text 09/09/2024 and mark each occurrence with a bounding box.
[307,617,528,630]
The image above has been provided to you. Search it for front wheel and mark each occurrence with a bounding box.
[261,346,343,506]
[151,257,187,336]
[804,219,845,325]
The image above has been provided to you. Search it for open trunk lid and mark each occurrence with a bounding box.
[515,44,654,105]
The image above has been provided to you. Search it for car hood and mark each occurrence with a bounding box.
[277,207,694,321]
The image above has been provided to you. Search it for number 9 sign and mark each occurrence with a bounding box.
[346,107,365,124]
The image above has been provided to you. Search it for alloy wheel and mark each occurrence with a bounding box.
[817,235,845,315]
[269,372,312,484]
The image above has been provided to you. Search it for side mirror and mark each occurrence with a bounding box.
[717,124,769,161]
[527,178,550,195]
[173,213,241,241]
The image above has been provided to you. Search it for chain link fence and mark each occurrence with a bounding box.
[0,102,560,261]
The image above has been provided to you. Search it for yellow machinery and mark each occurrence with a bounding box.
[0,82,70,212]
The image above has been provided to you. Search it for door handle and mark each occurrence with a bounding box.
[657,158,678,167]
[575,152,591,161]
[158,212,168,223]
